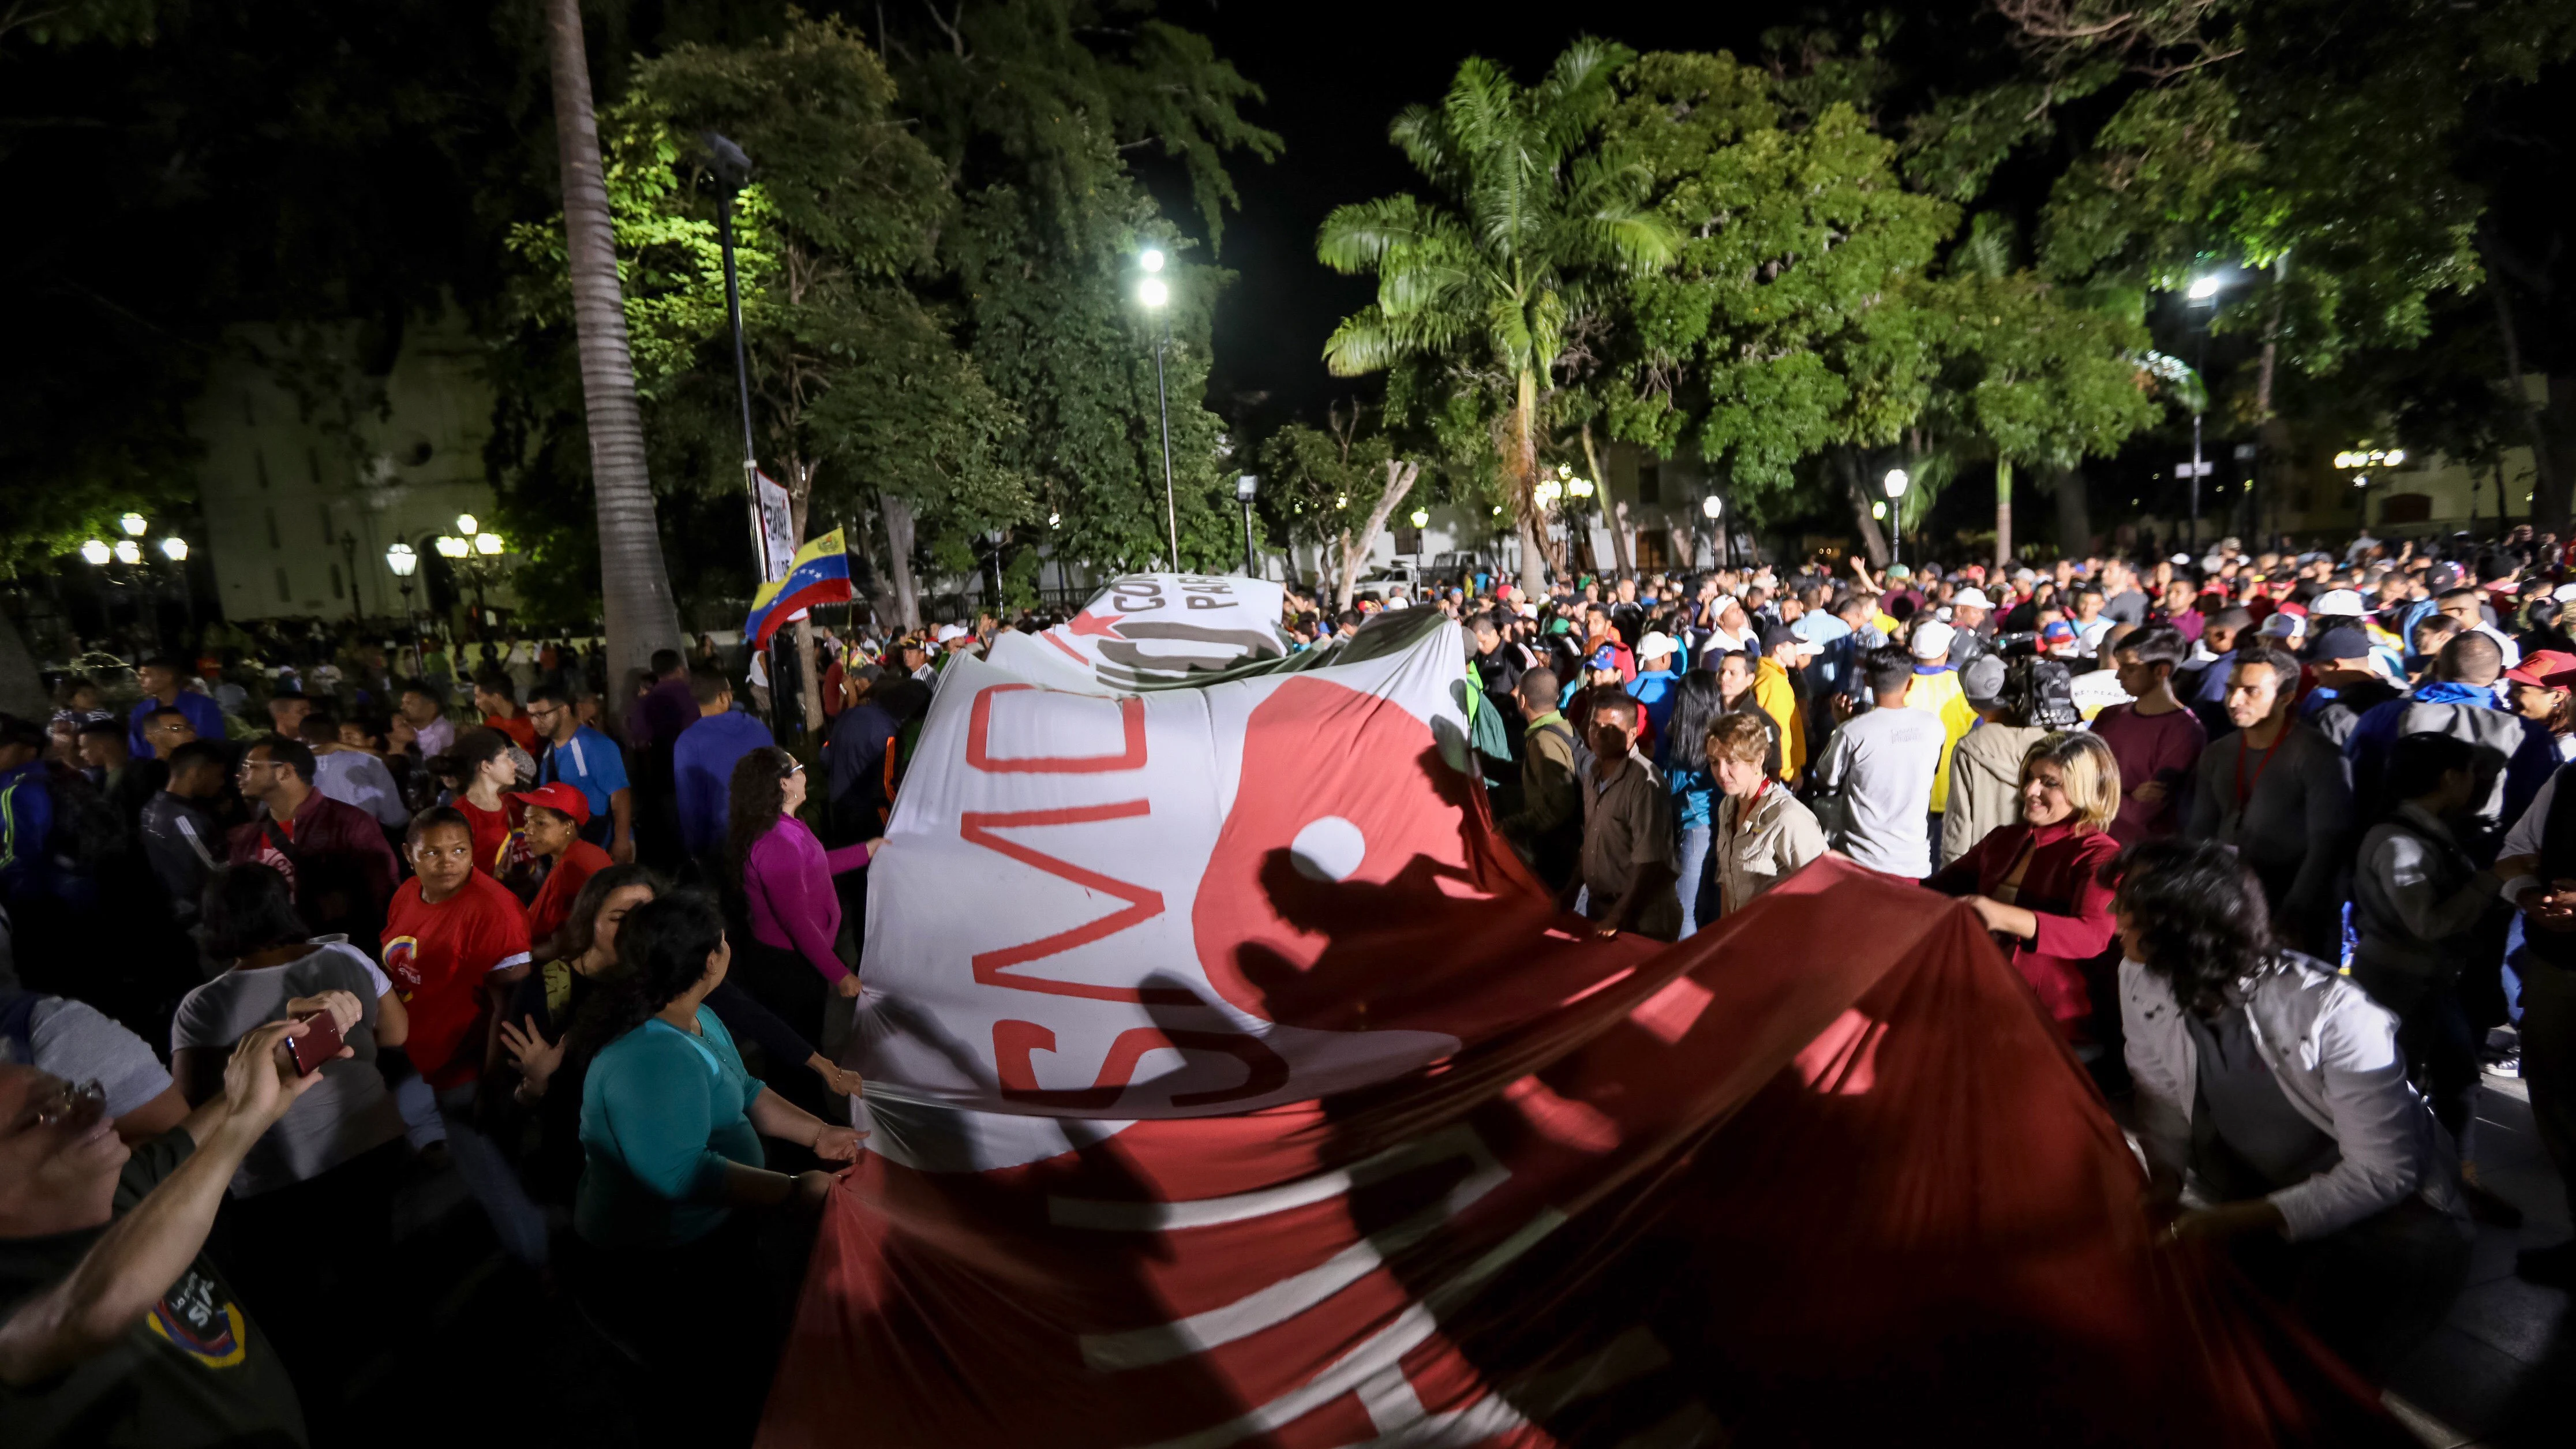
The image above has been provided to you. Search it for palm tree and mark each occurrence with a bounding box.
[1318,40,1676,598]
[545,0,683,677]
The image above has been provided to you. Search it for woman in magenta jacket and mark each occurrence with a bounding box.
[1923,732,2124,1039]
[724,747,882,1048]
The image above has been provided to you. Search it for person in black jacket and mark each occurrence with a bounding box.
[137,743,230,931]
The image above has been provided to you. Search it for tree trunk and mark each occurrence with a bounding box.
[2251,259,2290,547]
[2049,465,2091,557]
[1581,422,1631,579]
[1335,459,1423,612]
[879,491,922,632]
[1511,370,1547,598]
[1839,452,1889,566]
[545,0,683,681]
[2486,253,2568,530]
[1993,456,2015,569]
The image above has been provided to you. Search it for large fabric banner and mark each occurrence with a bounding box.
[763,582,2401,1448]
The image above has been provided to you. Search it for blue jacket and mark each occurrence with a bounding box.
[125,688,229,759]
[1626,670,1681,746]
[672,711,777,862]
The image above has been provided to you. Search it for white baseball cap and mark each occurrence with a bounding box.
[1636,631,1679,661]
[1910,621,1956,660]
[1950,587,1994,611]
[2555,583,2576,605]
[2258,612,2305,639]
[933,623,968,643]
[2310,589,2367,617]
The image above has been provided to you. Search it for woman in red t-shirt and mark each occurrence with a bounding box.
[447,727,540,900]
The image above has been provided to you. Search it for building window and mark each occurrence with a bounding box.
[1637,462,1662,506]
[318,506,335,545]
[264,507,280,549]
[1636,532,1671,570]
[275,567,291,602]
[329,563,345,600]
[254,450,270,490]
[306,448,323,489]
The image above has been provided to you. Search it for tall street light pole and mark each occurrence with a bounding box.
[707,132,786,736]
[1882,469,1911,568]
[2185,273,2223,553]
[1235,474,1260,578]
[1139,249,1180,571]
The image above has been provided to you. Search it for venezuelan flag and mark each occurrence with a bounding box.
[744,528,853,649]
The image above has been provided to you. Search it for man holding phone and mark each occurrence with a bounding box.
[0,1019,345,1445]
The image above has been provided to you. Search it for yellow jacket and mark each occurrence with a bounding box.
[1901,665,1976,813]
[1753,657,1809,783]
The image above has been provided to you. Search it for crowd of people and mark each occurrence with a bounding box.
[3,526,2573,1441]
[1439,529,2570,1373]
[0,625,962,1446]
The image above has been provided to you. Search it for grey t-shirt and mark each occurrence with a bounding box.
[1814,704,1946,878]
[170,942,403,1197]
[19,998,173,1117]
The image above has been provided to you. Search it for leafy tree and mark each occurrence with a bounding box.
[1257,402,1428,609]
[882,1,1280,586]
[1912,1,2576,521]
[1319,39,1679,598]
[1591,48,1955,559]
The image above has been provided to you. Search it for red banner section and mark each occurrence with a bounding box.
[763,859,2400,1447]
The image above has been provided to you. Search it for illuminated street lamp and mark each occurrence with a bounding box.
[119,512,148,537]
[435,535,470,558]
[159,536,188,562]
[113,539,141,565]
[475,531,504,556]
[2186,275,2222,302]
[1409,507,1429,529]
[80,539,111,566]
[1883,469,1912,567]
[1137,250,1178,568]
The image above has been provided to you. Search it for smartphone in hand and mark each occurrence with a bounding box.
[289,1009,346,1076]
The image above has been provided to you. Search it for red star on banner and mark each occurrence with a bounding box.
[1064,610,1126,639]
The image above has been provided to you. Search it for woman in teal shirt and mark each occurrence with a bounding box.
[571,892,859,1249]
[565,891,861,1439]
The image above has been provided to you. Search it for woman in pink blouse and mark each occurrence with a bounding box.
[724,747,883,1046]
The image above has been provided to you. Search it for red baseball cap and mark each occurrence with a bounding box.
[2504,650,2576,690]
[507,781,592,826]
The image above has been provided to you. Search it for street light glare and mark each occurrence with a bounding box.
[114,539,141,564]
[80,539,111,566]
[159,536,189,562]
[435,535,470,559]
[456,513,479,536]
[2187,275,2222,301]
[1567,478,1594,498]
[1883,469,1910,499]
[1139,248,1165,273]
[474,531,505,556]
[119,512,148,536]
[385,542,418,576]
[1701,495,1723,519]
[1138,276,1170,309]
[1409,508,1429,529]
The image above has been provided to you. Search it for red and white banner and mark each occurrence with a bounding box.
[765,583,2400,1448]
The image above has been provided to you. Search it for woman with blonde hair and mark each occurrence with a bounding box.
[1923,731,2124,1040]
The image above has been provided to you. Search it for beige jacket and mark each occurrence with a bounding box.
[1938,722,2050,868]
[1714,782,1828,918]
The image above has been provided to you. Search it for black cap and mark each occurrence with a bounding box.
[1757,621,1799,652]
[2310,624,2372,664]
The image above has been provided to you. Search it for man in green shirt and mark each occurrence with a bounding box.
[1,1014,346,1446]
[1497,668,1582,891]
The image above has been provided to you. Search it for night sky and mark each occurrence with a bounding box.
[1166,3,1776,426]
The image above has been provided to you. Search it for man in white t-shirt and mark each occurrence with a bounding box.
[1810,644,1948,878]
